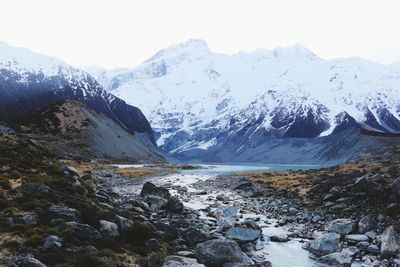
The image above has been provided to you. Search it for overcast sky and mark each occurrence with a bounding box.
[1,0,400,69]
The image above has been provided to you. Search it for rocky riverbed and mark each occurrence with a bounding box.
[94,163,400,267]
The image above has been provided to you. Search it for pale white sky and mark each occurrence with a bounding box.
[1,0,400,69]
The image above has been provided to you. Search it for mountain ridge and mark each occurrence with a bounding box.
[86,39,400,163]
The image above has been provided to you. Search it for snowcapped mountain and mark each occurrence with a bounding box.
[87,39,400,163]
[0,41,157,149]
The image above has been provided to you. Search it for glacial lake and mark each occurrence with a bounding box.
[180,163,321,174]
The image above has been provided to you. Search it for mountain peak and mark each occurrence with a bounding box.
[0,41,65,76]
[273,43,318,60]
[145,38,210,63]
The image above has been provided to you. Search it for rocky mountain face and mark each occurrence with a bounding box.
[87,39,400,164]
[18,100,165,162]
[0,41,157,151]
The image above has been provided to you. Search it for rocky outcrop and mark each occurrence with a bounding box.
[194,240,254,267]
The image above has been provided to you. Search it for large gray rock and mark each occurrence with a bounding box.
[43,235,63,251]
[63,222,102,241]
[269,233,289,242]
[141,182,184,213]
[380,225,400,258]
[21,182,50,196]
[194,239,254,267]
[15,254,47,267]
[48,205,78,221]
[115,215,134,232]
[163,256,205,267]
[328,219,354,236]
[141,182,171,199]
[220,206,238,218]
[344,234,368,244]
[309,233,340,257]
[314,252,351,267]
[99,220,119,239]
[357,216,374,234]
[226,227,261,243]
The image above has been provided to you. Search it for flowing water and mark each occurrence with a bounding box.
[113,164,316,267]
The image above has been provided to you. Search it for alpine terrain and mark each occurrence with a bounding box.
[87,39,400,164]
[0,41,163,161]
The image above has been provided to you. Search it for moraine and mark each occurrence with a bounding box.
[100,164,317,267]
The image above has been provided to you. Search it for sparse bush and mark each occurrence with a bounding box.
[126,221,153,245]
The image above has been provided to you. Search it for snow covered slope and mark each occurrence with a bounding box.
[86,39,400,163]
[0,41,159,154]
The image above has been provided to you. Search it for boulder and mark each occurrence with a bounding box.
[233,182,260,197]
[15,254,47,267]
[163,256,205,267]
[269,233,289,242]
[380,225,400,258]
[181,227,209,247]
[358,216,374,234]
[141,182,171,199]
[141,182,184,213]
[21,182,50,196]
[115,215,134,232]
[15,214,39,225]
[194,239,254,267]
[314,252,351,267]
[167,196,184,213]
[309,233,340,257]
[43,235,63,251]
[328,219,354,236]
[344,234,368,244]
[48,205,78,221]
[99,220,119,239]
[63,222,101,241]
[220,206,238,218]
[226,227,261,243]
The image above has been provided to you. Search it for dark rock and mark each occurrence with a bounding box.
[141,182,171,199]
[233,182,260,197]
[63,222,102,241]
[328,219,354,236]
[48,205,78,221]
[163,256,205,267]
[390,178,400,197]
[15,254,47,267]
[220,206,238,218]
[182,227,209,247]
[380,225,400,258]
[15,214,39,225]
[146,238,162,251]
[226,227,261,244]
[358,216,374,234]
[99,220,119,239]
[115,215,134,232]
[43,235,63,251]
[314,252,351,267]
[194,239,253,267]
[344,234,368,244]
[21,182,50,196]
[309,233,340,257]
[167,196,184,213]
[269,233,289,242]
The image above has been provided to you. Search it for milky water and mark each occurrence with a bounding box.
[113,164,316,267]
[181,163,320,174]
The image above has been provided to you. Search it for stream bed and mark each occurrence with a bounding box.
[110,166,316,267]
